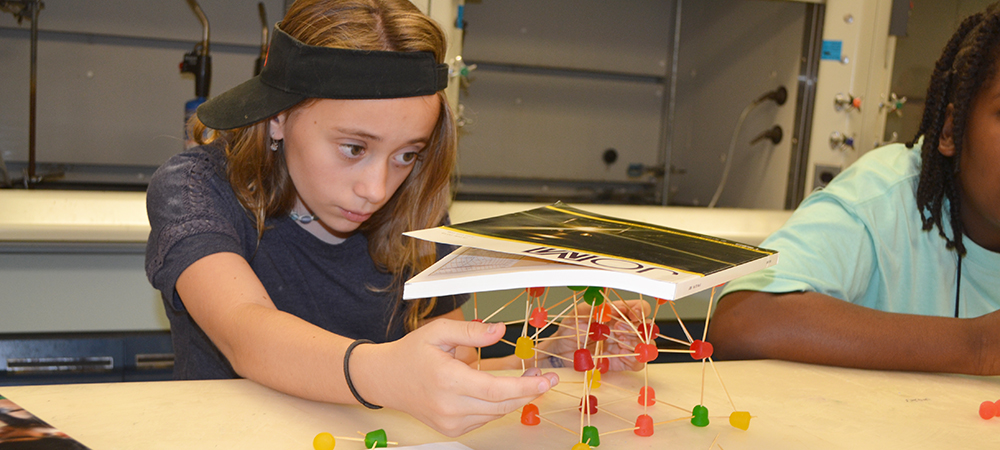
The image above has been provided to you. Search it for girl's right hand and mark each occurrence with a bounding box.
[347,319,559,437]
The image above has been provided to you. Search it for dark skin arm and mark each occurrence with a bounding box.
[707,290,1000,375]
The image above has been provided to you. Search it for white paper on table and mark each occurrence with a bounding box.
[393,443,474,450]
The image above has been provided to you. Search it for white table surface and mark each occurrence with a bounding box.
[2,360,997,450]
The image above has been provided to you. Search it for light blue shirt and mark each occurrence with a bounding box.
[723,143,1000,318]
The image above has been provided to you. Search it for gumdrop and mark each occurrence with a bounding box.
[571,443,590,450]
[637,323,660,340]
[520,403,541,426]
[690,340,714,360]
[594,302,613,323]
[578,395,598,414]
[313,432,335,450]
[526,286,546,298]
[634,343,657,364]
[595,358,610,374]
[471,318,483,323]
[364,429,388,448]
[638,386,655,406]
[515,336,535,359]
[729,411,751,430]
[581,425,600,447]
[656,297,670,305]
[574,349,595,371]
[691,405,710,427]
[586,369,602,389]
[634,414,654,437]
[529,307,548,328]
[583,286,604,306]
[980,401,997,420]
[588,322,610,341]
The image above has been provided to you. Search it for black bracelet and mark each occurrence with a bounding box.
[344,339,383,410]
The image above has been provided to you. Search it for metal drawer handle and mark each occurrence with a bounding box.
[135,353,174,371]
[6,356,114,374]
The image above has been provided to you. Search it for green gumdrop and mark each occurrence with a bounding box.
[583,286,604,306]
[568,286,588,292]
[691,405,710,427]
[365,429,388,448]
[581,425,601,447]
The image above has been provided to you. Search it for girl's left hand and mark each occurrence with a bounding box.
[534,299,651,372]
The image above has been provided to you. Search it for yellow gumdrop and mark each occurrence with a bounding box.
[514,336,535,359]
[571,443,590,450]
[586,369,601,389]
[313,432,336,450]
[729,411,751,431]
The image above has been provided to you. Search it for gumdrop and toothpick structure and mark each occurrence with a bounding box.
[474,284,750,449]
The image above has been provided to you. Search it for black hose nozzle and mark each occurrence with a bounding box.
[754,86,787,106]
[750,125,783,145]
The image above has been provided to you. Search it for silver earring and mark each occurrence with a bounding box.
[270,139,281,151]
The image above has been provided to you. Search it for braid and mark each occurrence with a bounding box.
[909,4,1000,256]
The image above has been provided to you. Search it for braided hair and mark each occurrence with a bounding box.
[907,2,1000,256]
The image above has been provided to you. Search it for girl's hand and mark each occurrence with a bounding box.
[348,319,559,437]
[536,299,651,372]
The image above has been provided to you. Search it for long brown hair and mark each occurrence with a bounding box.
[189,0,456,332]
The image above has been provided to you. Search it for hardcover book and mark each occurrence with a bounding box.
[403,203,778,300]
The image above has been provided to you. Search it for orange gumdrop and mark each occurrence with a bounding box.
[595,302,613,323]
[634,414,654,437]
[690,340,714,360]
[634,343,657,363]
[574,349,595,372]
[638,386,656,406]
[980,401,997,420]
[528,307,548,328]
[595,357,610,374]
[655,298,670,305]
[520,403,540,426]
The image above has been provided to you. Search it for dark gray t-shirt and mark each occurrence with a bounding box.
[145,144,465,379]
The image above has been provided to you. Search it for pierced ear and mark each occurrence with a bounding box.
[939,104,956,157]
[269,113,287,141]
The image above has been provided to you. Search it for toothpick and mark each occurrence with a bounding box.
[709,432,721,450]
[668,300,694,343]
[481,290,525,323]
[703,286,716,342]
[598,426,640,436]
[539,415,578,436]
[708,357,737,411]
[652,416,693,426]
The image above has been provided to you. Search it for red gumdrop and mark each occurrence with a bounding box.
[634,414,654,437]
[520,403,540,426]
[690,340,714,360]
[637,323,660,339]
[656,298,670,305]
[595,358,610,374]
[574,349,595,372]
[528,307,548,328]
[588,322,610,341]
[578,395,598,414]
[638,386,656,406]
[526,287,545,298]
[471,319,483,323]
[634,343,657,364]
[980,401,997,420]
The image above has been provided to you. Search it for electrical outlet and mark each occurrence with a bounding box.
[813,164,841,190]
